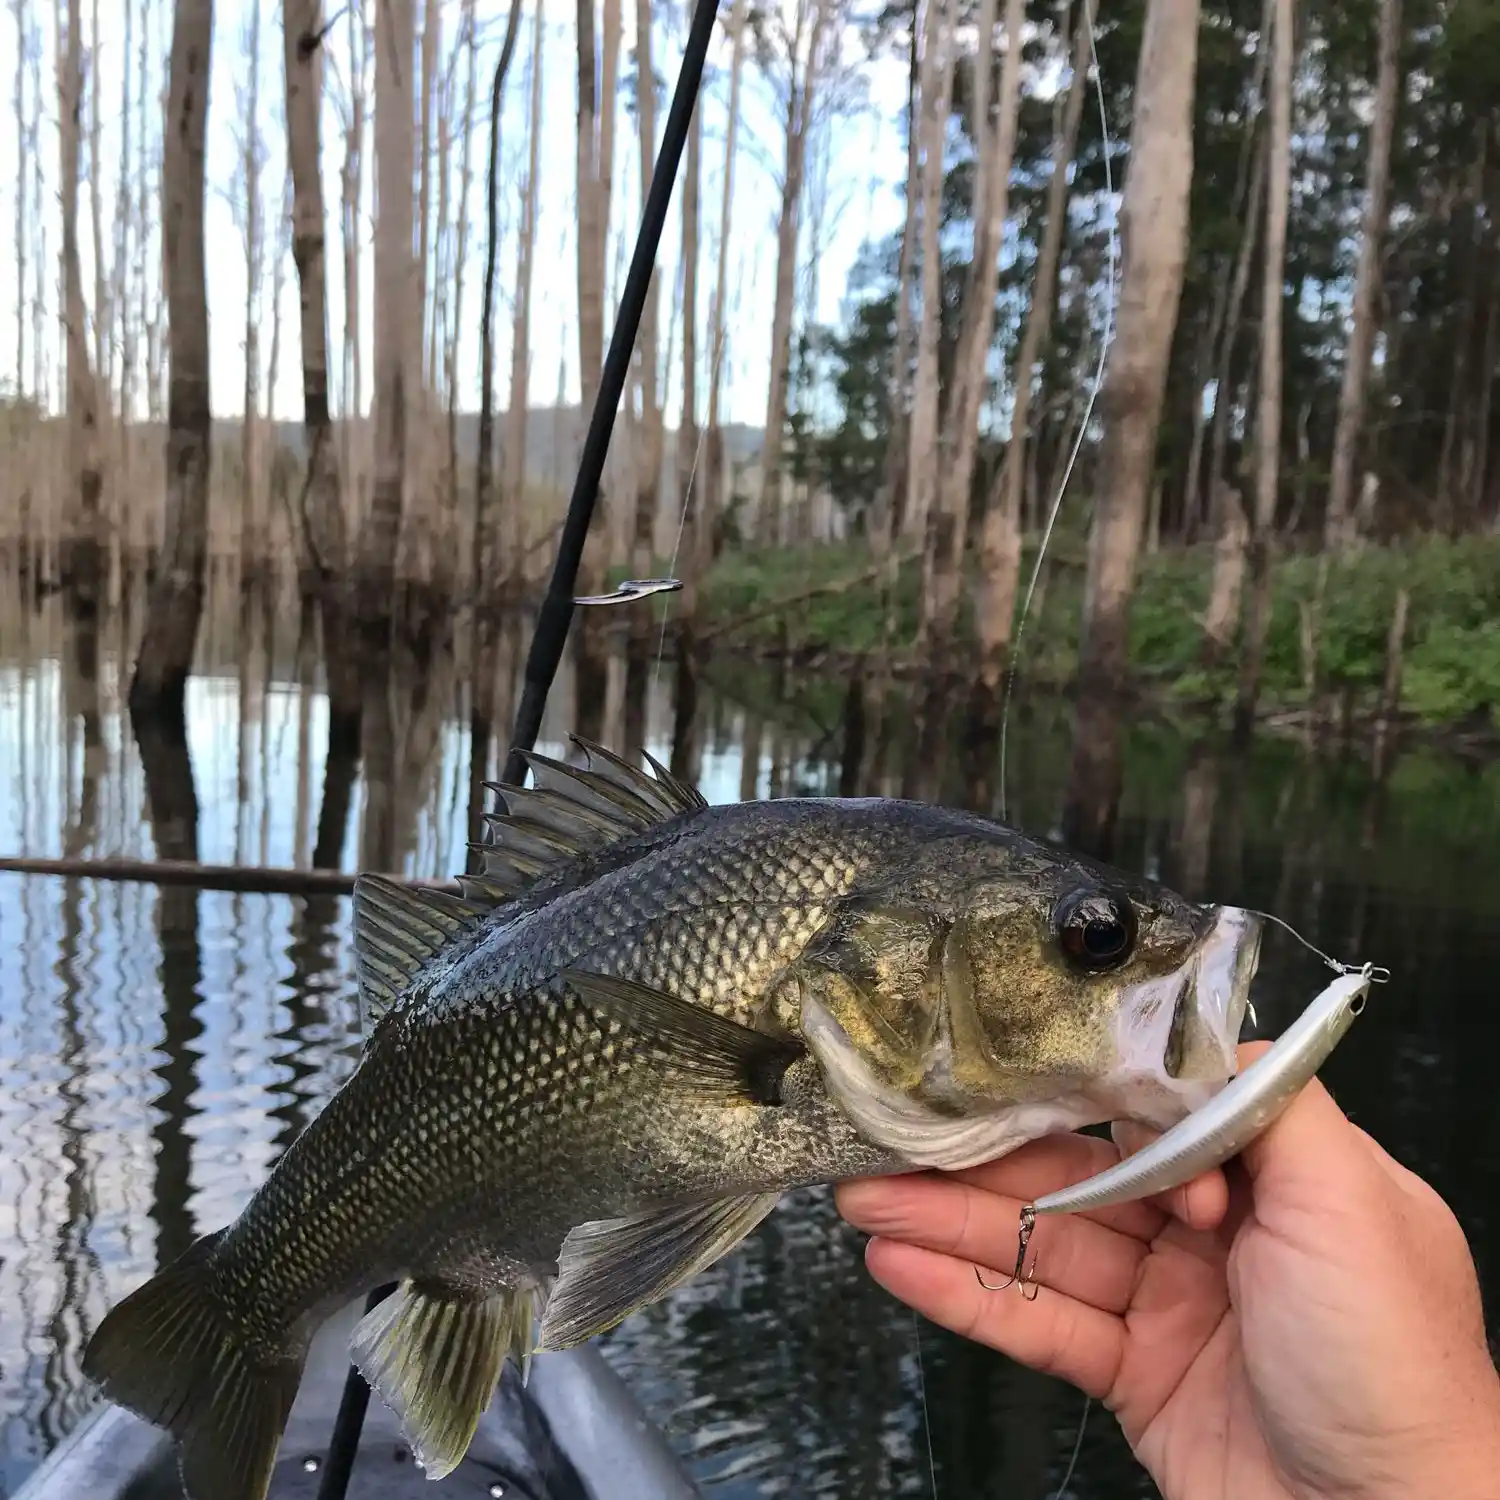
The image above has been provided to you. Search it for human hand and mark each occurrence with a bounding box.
[835,1044,1500,1500]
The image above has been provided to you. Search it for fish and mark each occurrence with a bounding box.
[81,737,1263,1500]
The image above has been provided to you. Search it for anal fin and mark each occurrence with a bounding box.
[350,1279,538,1479]
[536,1193,781,1352]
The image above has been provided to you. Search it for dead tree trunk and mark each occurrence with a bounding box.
[285,0,358,735]
[1323,0,1401,553]
[904,0,955,553]
[875,11,921,550]
[677,83,702,621]
[131,0,213,715]
[974,0,1090,673]
[630,0,664,580]
[364,0,415,640]
[238,1,265,582]
[58,0,104,609]
[502,0,543,586]
[475,0,524,608]
[704,0,747,560]
[12,0,26,396]
[1075,0,1199,690]
[758,0,831,548]
[339,1,367,520]
[1233,0,1293,738]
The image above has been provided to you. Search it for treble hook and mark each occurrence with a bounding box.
[975,1205,1040,1299]
[573,577,683,606]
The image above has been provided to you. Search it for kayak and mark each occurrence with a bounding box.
[12,1298,698,1500]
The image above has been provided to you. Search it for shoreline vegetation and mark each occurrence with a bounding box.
[690,533,1500,743]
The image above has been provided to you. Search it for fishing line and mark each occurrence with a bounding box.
[911,1307,939,1498]
[1249,908,1391,984]
[999,0,1116,824]
[1046,1394,1090,1499]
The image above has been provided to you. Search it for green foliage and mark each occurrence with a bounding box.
[700,535,1500,730]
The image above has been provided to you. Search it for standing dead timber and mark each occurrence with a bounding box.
[83,737,1263,1500]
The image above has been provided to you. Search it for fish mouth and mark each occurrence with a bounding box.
[1102,904,1263,1130]
[800,905,1265,1172]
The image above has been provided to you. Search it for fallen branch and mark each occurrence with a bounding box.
[0,854,461,897]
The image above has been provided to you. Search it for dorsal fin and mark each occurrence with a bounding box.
[461,737,707,911]
[353,875,484,1032]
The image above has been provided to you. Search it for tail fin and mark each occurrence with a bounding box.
[82,1230,304,1500]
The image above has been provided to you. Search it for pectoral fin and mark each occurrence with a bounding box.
[561,969,802,1105]
[350,1280,539,1479]
[536,1193,782,1352]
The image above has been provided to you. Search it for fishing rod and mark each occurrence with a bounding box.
[317,0,717,1492]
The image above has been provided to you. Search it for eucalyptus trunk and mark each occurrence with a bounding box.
[974,0,1091,672]
[1324,0,1401,553]
[1234,0,1294,738]
[924,0,1027,645]
[1074,0,1199,690]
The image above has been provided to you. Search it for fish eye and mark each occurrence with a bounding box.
[1054,889,1137,972]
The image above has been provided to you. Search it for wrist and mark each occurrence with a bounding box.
[1344,1383,1500,1500]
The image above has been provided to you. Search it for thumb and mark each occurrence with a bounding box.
[1236,1041,1364,1192]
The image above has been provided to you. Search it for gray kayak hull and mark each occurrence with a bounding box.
[14,1300,697,1500]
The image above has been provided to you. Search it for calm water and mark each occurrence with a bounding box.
[3,579,1500,1499]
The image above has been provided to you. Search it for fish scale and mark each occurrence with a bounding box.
[82,749,1260,1500]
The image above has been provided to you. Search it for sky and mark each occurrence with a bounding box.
[0,0,914,430]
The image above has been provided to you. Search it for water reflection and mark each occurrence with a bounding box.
[2,570,1500,1498]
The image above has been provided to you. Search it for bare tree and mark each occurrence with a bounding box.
[446,0,477,526]
[875,8,921,550]
[284,0,357,732]
[364,0,416,637]
[1324,0,1401,552]
[904,0,955,551]
[114,0,135,463]
[503,0,545,582]
[757,0,835,547]
[238,1,266,580]
[1234,0,1293,735]
[88,0,108,394]
[631,0,664,578]
[924,0,1027,643]
[1075,0,1199,689]
[975,0,1092,671]
[575,0,620,597]
[677,74,702,618]
[704,0,748,559]
[131,0,212,713]
[339,0,368,516]
[58,0,104,608]
[475,0,525,604]
[12,0,26,394]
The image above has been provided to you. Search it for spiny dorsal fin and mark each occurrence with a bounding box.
[536,1193,782,1352]
[353,875,484,1032]
[464,737,707,910]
